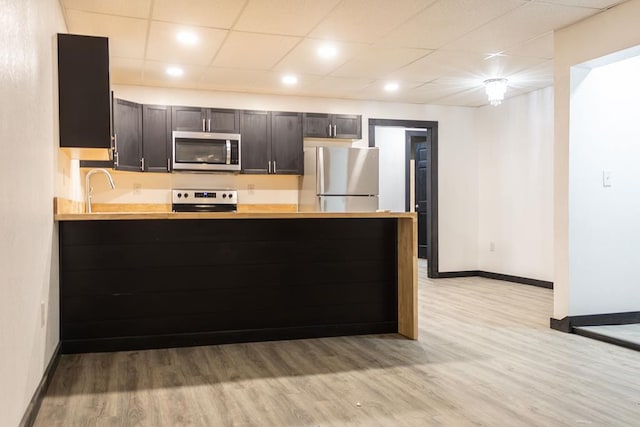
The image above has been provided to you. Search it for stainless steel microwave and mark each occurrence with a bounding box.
[172,131,241,172]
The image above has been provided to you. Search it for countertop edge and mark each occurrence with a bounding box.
[54,212,417,221]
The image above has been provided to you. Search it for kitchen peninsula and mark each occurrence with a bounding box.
[55,207,417,353]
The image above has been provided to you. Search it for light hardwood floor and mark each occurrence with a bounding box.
[34,260,640,426]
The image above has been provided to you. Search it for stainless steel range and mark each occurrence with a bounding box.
[171,189,238,213]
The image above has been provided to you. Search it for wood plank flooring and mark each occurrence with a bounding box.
[34,260,640,426]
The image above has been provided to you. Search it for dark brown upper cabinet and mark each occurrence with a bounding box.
[271,112,303,175]
[240,110,271,174]
[57,33,111,151]
[303,113,361,139]
[171,106,239,133]
[113,99,142,172]
[142,104,172,172]
[112,100,172,173]
[240,111,303,175]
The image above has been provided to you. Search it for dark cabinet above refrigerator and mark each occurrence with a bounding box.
[303,113,361,139]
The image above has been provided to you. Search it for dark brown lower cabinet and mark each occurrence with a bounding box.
[59,218,398,353]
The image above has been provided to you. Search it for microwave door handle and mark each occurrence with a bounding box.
[226,140,231,165]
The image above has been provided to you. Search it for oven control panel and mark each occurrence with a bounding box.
[172,189,237,205]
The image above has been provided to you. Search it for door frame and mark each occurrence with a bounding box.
[368,119,439,278]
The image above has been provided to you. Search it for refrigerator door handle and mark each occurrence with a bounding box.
[317,147,325,194]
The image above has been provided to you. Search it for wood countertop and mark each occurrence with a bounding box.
[55,211,416,221]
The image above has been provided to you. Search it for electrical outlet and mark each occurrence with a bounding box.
[133,183,142,195]
[248,184,255,195]
[489,242,495,252]
[40,301,45,327]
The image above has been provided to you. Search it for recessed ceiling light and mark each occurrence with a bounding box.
[176,31,199,45]
[384,82,399,92]
[166,66,184,77]
[282,74,298,85]
[317,43,338,60]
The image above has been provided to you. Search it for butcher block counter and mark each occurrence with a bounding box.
[55,201,417,353]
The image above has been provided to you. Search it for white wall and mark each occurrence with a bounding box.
[476,87,554,281]
[554,0,640,319]
[105,85,480,272]
[568,55,640,315]
[0,0,66,425]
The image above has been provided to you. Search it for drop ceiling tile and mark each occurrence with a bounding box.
[234,0,342,36]
[433,86,490,107]
[350,80,426,102]
[331,46,431,79]
[532,0,624,8]
[212,32,301,70]
[504,32,553,59]
[142,61,207,89]
[309,0,433,44]
[505,59,554,90]
[303,76,376,97]
[273,39,368,76]
[152,0,245,29]
[379,0,526,50]
[62,0,152,18]
[65,9,148,58]
[199,68,321,94]
[388,50,487,83]
[399,81,476,103]
[443,1,597,54]
[390,48,550,85]
[110,57,144,85]
[146,21,228,66]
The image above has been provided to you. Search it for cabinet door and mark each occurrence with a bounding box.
[143,104,172,172]
[113,99,142,172]
[303,113,332,138]
[240,110,270,174]
[171,106,206,132]
[333,114,361,139]
[208,108,239,133]
[271,112,303,175]
[57,34,111,149]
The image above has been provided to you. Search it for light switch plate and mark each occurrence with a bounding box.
[603,170,612,187]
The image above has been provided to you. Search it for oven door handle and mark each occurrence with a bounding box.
[226,140,231,165]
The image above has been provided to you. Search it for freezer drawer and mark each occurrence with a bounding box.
[318,195,379,212]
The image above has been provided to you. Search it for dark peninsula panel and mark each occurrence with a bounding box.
[59,218,398,353]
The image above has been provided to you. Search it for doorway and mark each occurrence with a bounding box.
[369,119,439,277]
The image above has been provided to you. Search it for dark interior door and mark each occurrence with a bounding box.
[414,139,428,259]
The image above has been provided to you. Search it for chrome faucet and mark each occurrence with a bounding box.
[85,168,116,213]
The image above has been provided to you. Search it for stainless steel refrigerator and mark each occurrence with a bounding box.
[299,146,379,212]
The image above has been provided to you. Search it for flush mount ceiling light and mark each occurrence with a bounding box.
[484,78,508,106]
[282,74,298,85]
[317,43,338,60]
[384,82,399,92]
[176,31,199,45]
[166,66,184,77]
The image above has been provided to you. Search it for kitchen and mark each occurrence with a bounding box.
[4,0,640,426]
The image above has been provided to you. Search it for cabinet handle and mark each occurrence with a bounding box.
[202,119,206,132]
[141,157,145,171]
[333,124,337,137]
[207,119,211,132]
[273,160,277,173]
[328,124,332,137]
[167,158,171,171]
[114,152,119,167]
[268,160,271,174]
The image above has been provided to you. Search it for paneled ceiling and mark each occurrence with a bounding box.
[60,0,626,107]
